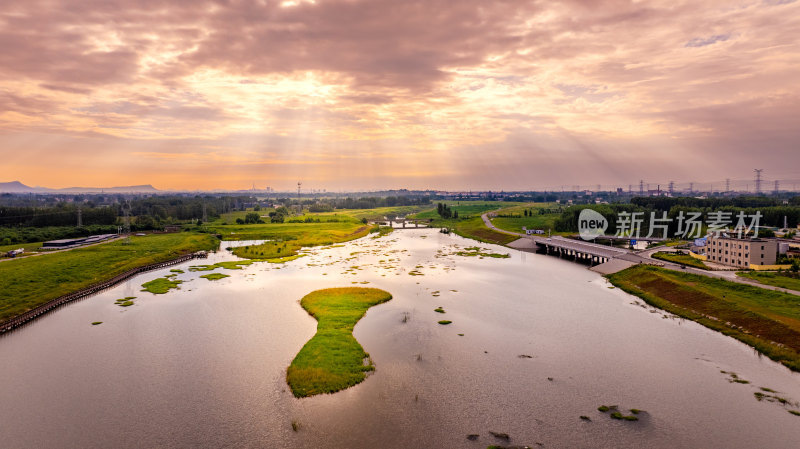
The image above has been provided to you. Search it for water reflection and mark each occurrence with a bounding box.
[0,229,798,448]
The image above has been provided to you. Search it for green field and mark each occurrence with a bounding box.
[608,265,800,371]
[651,251,709,269]
[0,233,218,322]
[406,201,526,246]
[326,205,432,221]
[486,202,565,236]
[738,271,800,292]
[286,287,393,397]
[411,201,519,220]
[426,216,519,246]
[221,222,373,259]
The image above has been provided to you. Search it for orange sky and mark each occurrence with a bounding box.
[1,0,799,191]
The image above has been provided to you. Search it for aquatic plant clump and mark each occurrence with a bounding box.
[141,277,182,294]
[114,296,136,307]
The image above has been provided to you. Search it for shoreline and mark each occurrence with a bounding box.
[0,251,208,335]
[607,265,800,372]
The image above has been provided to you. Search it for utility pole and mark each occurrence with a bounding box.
[754,169,763,194]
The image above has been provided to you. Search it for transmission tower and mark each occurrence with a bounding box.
[122,201,131,243]
[77,207,82,228]
[725,178,730,194]
[754,169,763,194]
[774,180,779,195]
[668,181,674,196]
[639,180,644,195]
[689,182,694,194]
[297,181,302,198]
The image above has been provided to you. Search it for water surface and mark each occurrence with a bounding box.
[1,230,799,448]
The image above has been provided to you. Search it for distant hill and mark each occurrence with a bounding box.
[0,181,159,193]
[0,181,38,193]
[57,185,159,193]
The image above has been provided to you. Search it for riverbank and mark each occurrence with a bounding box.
[651,251,709,269]
[0,233,218,323]
[607,265,800,371]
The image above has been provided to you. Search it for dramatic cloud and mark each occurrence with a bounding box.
[0,0,799,190]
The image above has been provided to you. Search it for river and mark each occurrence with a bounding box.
[1,229,798,448]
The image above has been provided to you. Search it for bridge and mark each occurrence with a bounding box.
[527,235,631,265]
[481,211,654,272]
[370,218,431,228]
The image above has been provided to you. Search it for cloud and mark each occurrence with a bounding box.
[685,34,732,47]
[0,0,799,189]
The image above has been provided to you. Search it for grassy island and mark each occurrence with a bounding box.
[287,287,392,398]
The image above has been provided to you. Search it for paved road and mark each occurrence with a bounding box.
[481,212,800,296]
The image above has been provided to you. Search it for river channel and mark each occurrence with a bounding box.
[1,229,798,448]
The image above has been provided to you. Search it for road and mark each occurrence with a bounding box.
[481,212,800,296]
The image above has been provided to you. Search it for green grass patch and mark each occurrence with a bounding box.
[189,260,254,272]
[599,405,640,421]
[438,320,452,325]
[286,287,392,398]
[224,222,372,261]
[170,269,184,273]
[91,321,103,325]
[422,213,521,246]
[370,226,394,238]
[434,307,446,313]
[411,201,522,220]
[454,246,510,258]
[737,271,800,292]
[200,273,230,281]
[651,251,709,269]
[0,233,217,322]
[114,296,136,307]
[607,265,800,371]
[141,277,183,294]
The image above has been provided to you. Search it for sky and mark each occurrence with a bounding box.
[1,0,799,192]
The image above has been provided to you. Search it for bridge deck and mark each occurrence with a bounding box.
[529,236,629,259]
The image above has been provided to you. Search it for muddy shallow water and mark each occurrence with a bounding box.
[1,229,799,448]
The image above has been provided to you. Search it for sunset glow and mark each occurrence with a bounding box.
[1,0,799,190]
